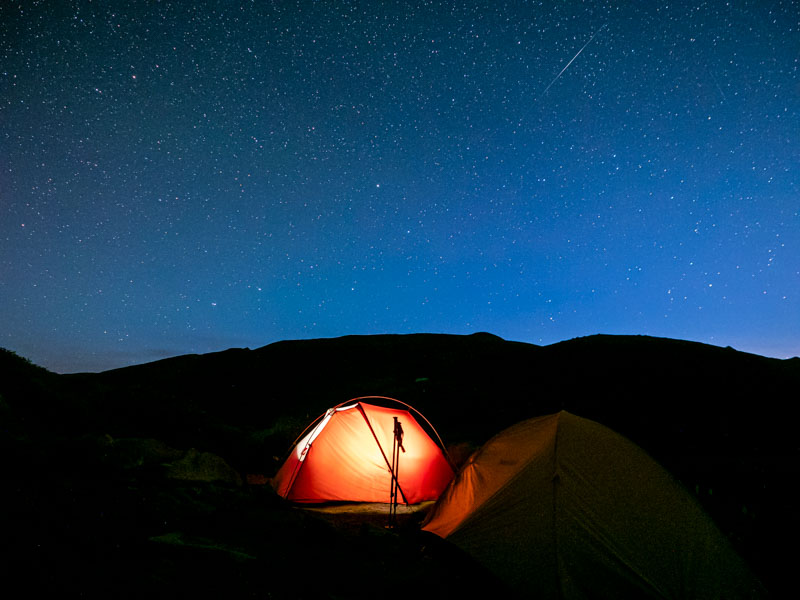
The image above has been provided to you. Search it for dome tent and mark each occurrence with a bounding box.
[272,397,454,504]
[422,411,765,599]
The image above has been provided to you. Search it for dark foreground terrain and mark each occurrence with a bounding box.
[2,333,798,597]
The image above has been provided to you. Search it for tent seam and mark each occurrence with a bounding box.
[443,412,565,538]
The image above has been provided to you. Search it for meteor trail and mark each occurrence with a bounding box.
[541,24,607,97]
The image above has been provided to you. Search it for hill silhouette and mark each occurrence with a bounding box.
[2,334,797,597]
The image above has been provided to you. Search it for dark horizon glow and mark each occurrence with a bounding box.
[2,2,798,373]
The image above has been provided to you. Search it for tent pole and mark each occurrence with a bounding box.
[389,416,405,528]
[355,404,410,505]
[390,419,397,526]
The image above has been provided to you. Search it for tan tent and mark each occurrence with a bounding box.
[422,411,765,599]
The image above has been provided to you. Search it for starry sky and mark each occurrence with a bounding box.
[2,1,798,373]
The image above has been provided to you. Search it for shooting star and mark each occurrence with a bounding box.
[541,24,607,97]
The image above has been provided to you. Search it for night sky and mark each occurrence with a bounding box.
[2,1,798,373]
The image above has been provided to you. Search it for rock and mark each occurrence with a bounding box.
[164,448,242,486]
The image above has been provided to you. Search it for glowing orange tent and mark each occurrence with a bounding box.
[271,397,455,504]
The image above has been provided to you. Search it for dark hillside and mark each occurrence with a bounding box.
[61,332,543,469]
[2,333,798,597]
[0,348,61,433]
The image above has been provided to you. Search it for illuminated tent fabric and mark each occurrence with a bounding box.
[422,411,765,599]
[272,398,454,504]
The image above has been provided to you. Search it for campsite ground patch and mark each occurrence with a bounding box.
[299,500,434,532]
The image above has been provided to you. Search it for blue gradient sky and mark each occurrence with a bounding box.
[2,1,798,373]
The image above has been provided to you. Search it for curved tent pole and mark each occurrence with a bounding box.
[347,396,456,470]
[278,396,402,458]
[281,409,332,456]
[276,395,455,479]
